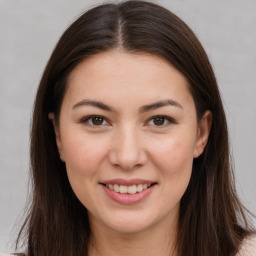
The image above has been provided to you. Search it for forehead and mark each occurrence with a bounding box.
[64,50,193,108]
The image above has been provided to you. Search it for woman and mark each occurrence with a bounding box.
[8,0,256,255]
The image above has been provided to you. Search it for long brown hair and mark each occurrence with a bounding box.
[16,1,254,255]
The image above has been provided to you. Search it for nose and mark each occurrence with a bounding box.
[108,125,148,171]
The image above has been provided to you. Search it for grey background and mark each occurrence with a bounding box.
[0,0,256,252]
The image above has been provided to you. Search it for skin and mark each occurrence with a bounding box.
[50,50,212,256]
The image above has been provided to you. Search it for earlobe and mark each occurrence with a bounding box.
[193,110,212,158]
[48,113,65,162]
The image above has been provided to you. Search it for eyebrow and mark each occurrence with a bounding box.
[139,99,183,113]
[73,99,113,111]
[72,99,183,112]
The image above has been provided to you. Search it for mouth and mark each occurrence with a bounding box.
[100,179,157,204]
[102,183,156,194]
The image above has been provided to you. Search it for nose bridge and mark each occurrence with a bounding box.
[109,123,147,170]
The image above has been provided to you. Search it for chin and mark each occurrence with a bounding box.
[107,219,152,234]
[94,209,161,234]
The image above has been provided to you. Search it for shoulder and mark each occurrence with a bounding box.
[237,234,256,256]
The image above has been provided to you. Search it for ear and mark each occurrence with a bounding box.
[48,113,65,161]
[193,110,212,158]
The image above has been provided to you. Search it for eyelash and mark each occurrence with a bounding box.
[81,115,176,128]
[146,115,176,127]
[81,115,109,127]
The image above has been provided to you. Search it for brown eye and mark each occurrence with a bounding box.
[91,116,104,125]
[81,115,109,127]
[153,116,165,126]
[147,115,174,127]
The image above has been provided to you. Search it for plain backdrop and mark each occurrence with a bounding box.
[0,0,256,252]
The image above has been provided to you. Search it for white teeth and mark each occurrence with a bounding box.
[106,183,153,194]
[119,185,128,193]
[137,184,143,192]
[128,185,137,194]
[113,184,120,192]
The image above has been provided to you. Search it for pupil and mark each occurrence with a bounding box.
[154,117,164,125]
[92,117,103,125]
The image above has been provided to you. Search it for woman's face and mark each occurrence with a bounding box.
[53,50,211,234]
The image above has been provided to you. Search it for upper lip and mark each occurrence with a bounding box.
[100,179,157,186]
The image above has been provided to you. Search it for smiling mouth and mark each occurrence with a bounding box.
[102,183,157,194]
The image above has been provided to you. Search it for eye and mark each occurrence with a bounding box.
[147,115,175,127]
[81,115,109,127]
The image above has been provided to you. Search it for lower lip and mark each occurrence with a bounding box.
[102,185,155,205]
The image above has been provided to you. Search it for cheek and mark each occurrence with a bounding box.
[61,132,110,192]
[152,136,194,171]
[62,135,108,207]
[150,135,195,197]
[150,138,194,209]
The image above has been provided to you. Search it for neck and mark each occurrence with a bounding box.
[88,214,178,256]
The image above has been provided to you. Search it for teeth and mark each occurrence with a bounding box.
[113,184,120,192]
[128,185,137,194]
[119,185,128,193]
[106,183,152,194]
[137,184,143,192]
